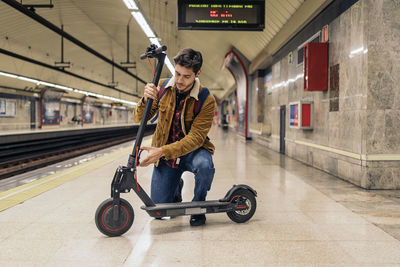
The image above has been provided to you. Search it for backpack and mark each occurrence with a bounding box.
[150,78,210,123]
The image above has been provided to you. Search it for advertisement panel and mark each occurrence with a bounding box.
[0,98,16,117]
[264,71,272,95]
[289,101,313,130]
[42,101,60,125]
[83,103,93,124]
[40,88,64,126]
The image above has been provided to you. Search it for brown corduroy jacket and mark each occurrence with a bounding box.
[133,77,216,166]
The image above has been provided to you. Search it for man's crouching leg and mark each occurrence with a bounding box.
[151,160,183,205]
[181,148,215,226]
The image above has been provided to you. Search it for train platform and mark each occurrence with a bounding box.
[1,126,400,266]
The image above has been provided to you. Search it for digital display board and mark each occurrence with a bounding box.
[178,0,265,31]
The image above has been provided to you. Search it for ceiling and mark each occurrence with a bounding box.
[0,0,331,104]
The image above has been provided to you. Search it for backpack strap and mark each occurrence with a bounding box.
[193,87,210,117]
[194,87,211,141]
[157,78,170,100]
[150,78,170,123]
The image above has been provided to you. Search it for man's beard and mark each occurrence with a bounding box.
[176,80,195,92]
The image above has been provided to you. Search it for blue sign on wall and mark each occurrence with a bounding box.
[289,102,299,127]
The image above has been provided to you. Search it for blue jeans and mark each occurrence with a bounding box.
[151,148,215,203]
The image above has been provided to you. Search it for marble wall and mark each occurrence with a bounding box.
[252,0,400,189]
[363,0,400,189]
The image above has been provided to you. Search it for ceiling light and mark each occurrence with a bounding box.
[74,89,89,95]
[131,11,155,38]
[125,6,174,75]
[122,0,138,10]
[0,70,137,106]
[164,57,175,75]
[54,84,74,91]
[37,81,56,87]
[149,37,161,47]
[17,76,40,83]
[0,71,18,78]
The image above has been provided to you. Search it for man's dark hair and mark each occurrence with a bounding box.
[173,48,203,74]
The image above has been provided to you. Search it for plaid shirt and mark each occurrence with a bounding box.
[164,89,190,168]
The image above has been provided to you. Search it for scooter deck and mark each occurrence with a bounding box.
[141,200,230,211]
[141,200,232,217]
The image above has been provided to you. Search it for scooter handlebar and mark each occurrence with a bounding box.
[139,52,148,60]
[140,45,167,60]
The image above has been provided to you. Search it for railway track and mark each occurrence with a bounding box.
[0,125,155,179]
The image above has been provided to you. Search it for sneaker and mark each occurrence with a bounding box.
[173,179,184,203]
[190,214,206,226]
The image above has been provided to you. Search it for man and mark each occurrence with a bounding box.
[133,48,216,226]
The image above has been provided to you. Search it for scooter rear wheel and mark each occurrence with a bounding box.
[227,189,256,223]
[95,198,134,237]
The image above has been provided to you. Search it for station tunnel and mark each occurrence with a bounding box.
[1,0,400,265]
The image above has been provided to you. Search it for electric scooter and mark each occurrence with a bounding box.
[95,45,257,237]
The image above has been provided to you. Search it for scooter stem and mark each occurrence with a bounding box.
[127,51,166,169]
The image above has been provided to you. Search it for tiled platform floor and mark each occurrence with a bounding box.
[1,126,400,266]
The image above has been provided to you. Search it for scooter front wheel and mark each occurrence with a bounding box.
[227,189,256,223]
[95,198,134,237]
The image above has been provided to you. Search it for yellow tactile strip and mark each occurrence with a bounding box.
[0,138,151,212]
